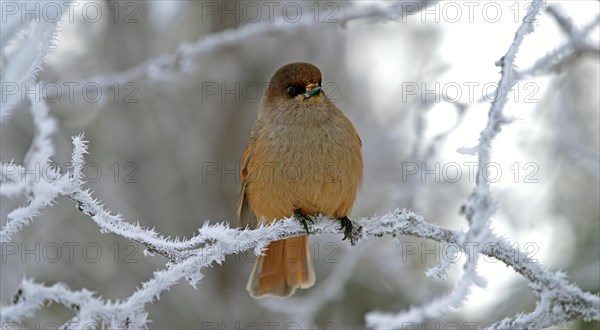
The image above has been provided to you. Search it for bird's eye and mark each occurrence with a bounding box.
[287,86,296,96]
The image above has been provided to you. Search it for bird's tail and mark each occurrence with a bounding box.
[246,235,315,298]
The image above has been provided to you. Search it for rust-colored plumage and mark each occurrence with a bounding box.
[238,62,363,298]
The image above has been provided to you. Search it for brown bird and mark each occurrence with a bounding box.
[238,62,363,298]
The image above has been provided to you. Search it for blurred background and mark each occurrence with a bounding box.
[1,0,598,329]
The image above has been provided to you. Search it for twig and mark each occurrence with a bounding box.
[42,1,437,103]
[367,0,545,326]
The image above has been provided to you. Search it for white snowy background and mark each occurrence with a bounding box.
[1,0,599,329]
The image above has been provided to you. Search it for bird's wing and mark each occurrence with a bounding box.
[237,147,258,229]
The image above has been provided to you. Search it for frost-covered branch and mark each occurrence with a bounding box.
[474,11,599,104]
[1,120,598,327]
[367,0,556,327]
[0,1,72,120]
[516,13,600,79]
[1,130,454,328]
[1,279,99,326]
[42,0,436,103]
[1,109,597,327]
[0,94,66,242]
[2,1,599,328]
[3,199,598,328]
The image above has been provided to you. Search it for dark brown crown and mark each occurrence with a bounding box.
[265,62,322,99]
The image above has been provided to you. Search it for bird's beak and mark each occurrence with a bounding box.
[303,84,322,99]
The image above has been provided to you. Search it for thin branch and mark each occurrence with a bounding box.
[41,0,437,103]
[516,14,600,79]
[547,5,576,34]
[2,204,598,327]
[0,94,66,242]
[1,121,598,327]
[1,2,599,329]
[0,1,72,120]
[367,0,545,326]
[475,13,599,104]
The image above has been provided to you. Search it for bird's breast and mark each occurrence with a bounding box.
[247,116,362,221]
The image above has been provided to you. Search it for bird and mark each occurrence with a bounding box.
[237,62,363,298]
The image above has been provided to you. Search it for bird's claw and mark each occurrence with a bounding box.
[339,216,362,246]
[294,210,314,236]
[340,217,352,240]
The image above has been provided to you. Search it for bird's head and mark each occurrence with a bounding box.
[265,62,323,103]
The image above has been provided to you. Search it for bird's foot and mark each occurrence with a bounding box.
[294,209,314,236]
[339,216,362,246]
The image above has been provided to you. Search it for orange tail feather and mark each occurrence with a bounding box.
[247,235,315,298]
